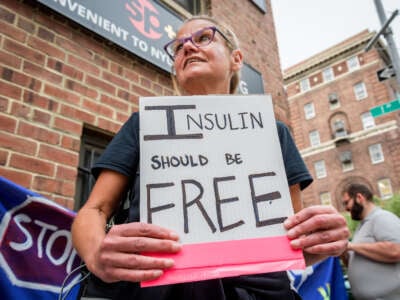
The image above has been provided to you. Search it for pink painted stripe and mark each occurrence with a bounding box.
[141,235,305,287]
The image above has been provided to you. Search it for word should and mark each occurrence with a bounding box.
[151,154,208,170]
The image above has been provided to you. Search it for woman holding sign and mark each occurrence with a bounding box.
[72,15,349,300]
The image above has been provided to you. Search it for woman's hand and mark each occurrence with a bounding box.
[88,222,181,283]
[284,205,349,264]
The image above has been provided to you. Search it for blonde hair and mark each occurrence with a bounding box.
[171,15,242,95]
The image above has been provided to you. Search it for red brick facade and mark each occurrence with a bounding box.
[284,30,400,210]
[0,0,285,209]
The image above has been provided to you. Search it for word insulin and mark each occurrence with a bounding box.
[143,104,264,141]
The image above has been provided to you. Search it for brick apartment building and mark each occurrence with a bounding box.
[0,0,288,210]
[284,30,400,210]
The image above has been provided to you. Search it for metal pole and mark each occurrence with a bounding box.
[374,0,400,93]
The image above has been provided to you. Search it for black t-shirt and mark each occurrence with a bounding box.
[92,112,312,300]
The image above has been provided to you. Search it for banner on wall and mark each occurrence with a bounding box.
[0,176,80,300]
[36,0,264,94]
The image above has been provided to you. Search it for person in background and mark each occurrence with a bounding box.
[341,183,400,300]
[72,15,349,300]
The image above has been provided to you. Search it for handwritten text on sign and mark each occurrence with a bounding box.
[139,95,293,244]
[139,95,305,286]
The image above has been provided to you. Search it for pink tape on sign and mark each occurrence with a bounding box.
[141,235,305,287]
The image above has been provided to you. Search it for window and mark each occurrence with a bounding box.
[300,78,310,92]
[314,160,327,179]
[361,111,375,129]
[320,192,332,205]
[377,178,393,199]
[353,82,367,100]
[304,102,315,120]
[74,128,112,210]
[347,56,360,71]
[333,119,347,138]
[168,0,202,14]
[328,93,340,110]
[309,130,320,147]
[369,143,384,164]
[340,151,354,172]
[322,67,334,82]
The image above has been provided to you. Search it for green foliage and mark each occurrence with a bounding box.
[375,193,400,217]
[342,213,359,239]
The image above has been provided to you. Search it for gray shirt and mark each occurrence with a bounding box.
[348,207,400,300]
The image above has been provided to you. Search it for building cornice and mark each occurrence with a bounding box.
[300,121,398,158]
[283,30,375,82]
[286,60,380,102]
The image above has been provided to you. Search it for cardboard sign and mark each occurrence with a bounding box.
[139,95,305,286]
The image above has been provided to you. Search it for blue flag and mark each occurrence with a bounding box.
[288,256,348,300]
[0,176,81,300]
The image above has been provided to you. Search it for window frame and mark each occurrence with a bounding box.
[320,192,332,205]
[342,160,354,172]
[300,78,310,92]
[314,160,327,179]
[353,82,368,100]
[369,143,384,164]
[309,129,321,147]
[361,111,375,129]
[322,67,334,82]
[328,93,340,110]
[74,127,113,210]
[304,102,316,120]
[377,178,393,199]
[158,0,203,16]
[333,119,347,138]
[347,55,360,71]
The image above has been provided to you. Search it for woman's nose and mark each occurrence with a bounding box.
[182,38,198,54]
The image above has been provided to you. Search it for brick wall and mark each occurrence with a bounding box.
[0,0,287,209]
[285,33,400,208]
[0,0,175,208]
[211,0,289,124]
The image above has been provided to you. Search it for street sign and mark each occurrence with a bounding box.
[370,98,400,117]
[377,66,396,81]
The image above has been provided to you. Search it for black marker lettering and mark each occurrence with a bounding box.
[248,172,285,227]
[146,182,175,223]
[181,179,216,234]
[214,176,245,232]
[144,105,203,140]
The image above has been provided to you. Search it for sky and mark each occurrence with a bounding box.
[271,0,400,70]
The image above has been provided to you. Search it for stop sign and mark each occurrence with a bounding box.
[0,195,81,292]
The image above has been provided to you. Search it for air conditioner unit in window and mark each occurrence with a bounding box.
[334,121,344,131]
[329,93,338,104]
[340,151,352,163]
[333,121,348,138]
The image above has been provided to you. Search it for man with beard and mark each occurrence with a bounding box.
[341,183,400,300]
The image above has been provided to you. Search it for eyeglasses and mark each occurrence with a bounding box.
[163,26,233,61]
